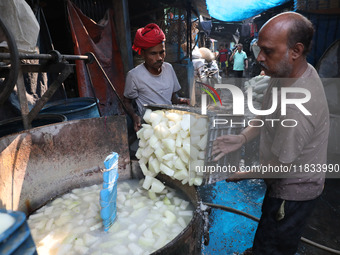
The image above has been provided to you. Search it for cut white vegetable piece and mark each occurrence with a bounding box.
[143,228,154,239]
[198,151,205,160]
[174,157,186,171]
[142,176,153,190]
[143,128,153,140]
[154,147,165,161]
[183,143,190,156]
[188,177,195,186]
[163,159,174,169]
[181,178,188,185]
[194,177,203,186]
[160,163,175,176]
[192,117,208,136]
[140,162,156,177]
[139,139,146,148]
[138,236,155,247]
[143,109,152,123]
[45,218,54,231]
[173,169,189,181]
[166,192,175,199]
[83,233,98,246]
[136,128,144,139]
[197,133,208,151]
[56,244,72,255]
[190,135,200,146]
[74,238,84,246]
[169,121,181,134]
[177,217,187,228]
[173,197,182,206]
[136,147,143,159]
[179,129,189,138]
[162,153,175,161]
[165,112,182,122]
[175,134,182,147]
[149,158,160,174]
[162,139,175,153]
[176,147,189,164]
[128,243,144,255]
[179,200,189,210]
[178,210,193,217]
[141,123,152,129]
[150,140,161,150]
[148,190,157,200]
[190,145,200,161]
[154,123,170,139]
[180,114,191,131]
[89,222,102,231]
[114,245,130,254]
[142,145,154,158]
[138,157,148,165]
[163,196,171,205]
[148,135,159,148]
[191,160,204,171]
[128,233,138,241]
[150,178,165,193]
[163,210,176,226]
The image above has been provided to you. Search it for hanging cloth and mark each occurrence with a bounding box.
[67,0,125,115]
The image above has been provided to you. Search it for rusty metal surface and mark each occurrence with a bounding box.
[0,116,131,214]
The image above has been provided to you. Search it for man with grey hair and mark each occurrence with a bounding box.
[213,12,329,254]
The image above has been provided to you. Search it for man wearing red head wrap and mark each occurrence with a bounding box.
[132,23,165,55]
[124,23,189,133]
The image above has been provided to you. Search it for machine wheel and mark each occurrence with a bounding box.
[0,16,19,104]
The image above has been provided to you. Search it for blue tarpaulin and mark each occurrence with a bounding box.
[206,0,291,22]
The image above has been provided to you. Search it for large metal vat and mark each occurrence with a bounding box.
[0,116,203,255]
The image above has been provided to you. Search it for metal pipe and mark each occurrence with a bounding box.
[0,52,89,61]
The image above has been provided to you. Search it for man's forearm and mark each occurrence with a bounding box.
[239,125,261,145]
[123,97,138,118]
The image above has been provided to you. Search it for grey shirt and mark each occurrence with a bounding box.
[124,62,181,116]
[260,64,330,201]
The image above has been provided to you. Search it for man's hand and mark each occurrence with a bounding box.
[132,114,142,132]
[212,134,245,161]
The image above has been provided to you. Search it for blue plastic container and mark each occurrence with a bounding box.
[40,97,100,120]
[0,114,67,138]
[0,209,37,255]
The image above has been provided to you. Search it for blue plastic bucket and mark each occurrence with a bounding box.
[0,209,37,255]
[0,114,67,138]
[40,97,100,120]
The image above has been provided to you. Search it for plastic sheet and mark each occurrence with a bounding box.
[67,1,125,116]
[206,0,291,22]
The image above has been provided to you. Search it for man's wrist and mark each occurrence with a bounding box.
[240,133,248,144]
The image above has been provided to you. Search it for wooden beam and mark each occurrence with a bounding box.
[112,0,134,74]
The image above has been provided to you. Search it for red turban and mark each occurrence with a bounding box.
[132,23,165,55]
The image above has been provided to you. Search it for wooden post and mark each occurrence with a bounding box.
[112,0,134,74]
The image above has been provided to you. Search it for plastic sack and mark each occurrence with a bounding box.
[100,152,119,232]
[0,0,39,53]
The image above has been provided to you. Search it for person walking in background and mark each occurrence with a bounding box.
[217,43,231,78]
[230,43,248,88]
